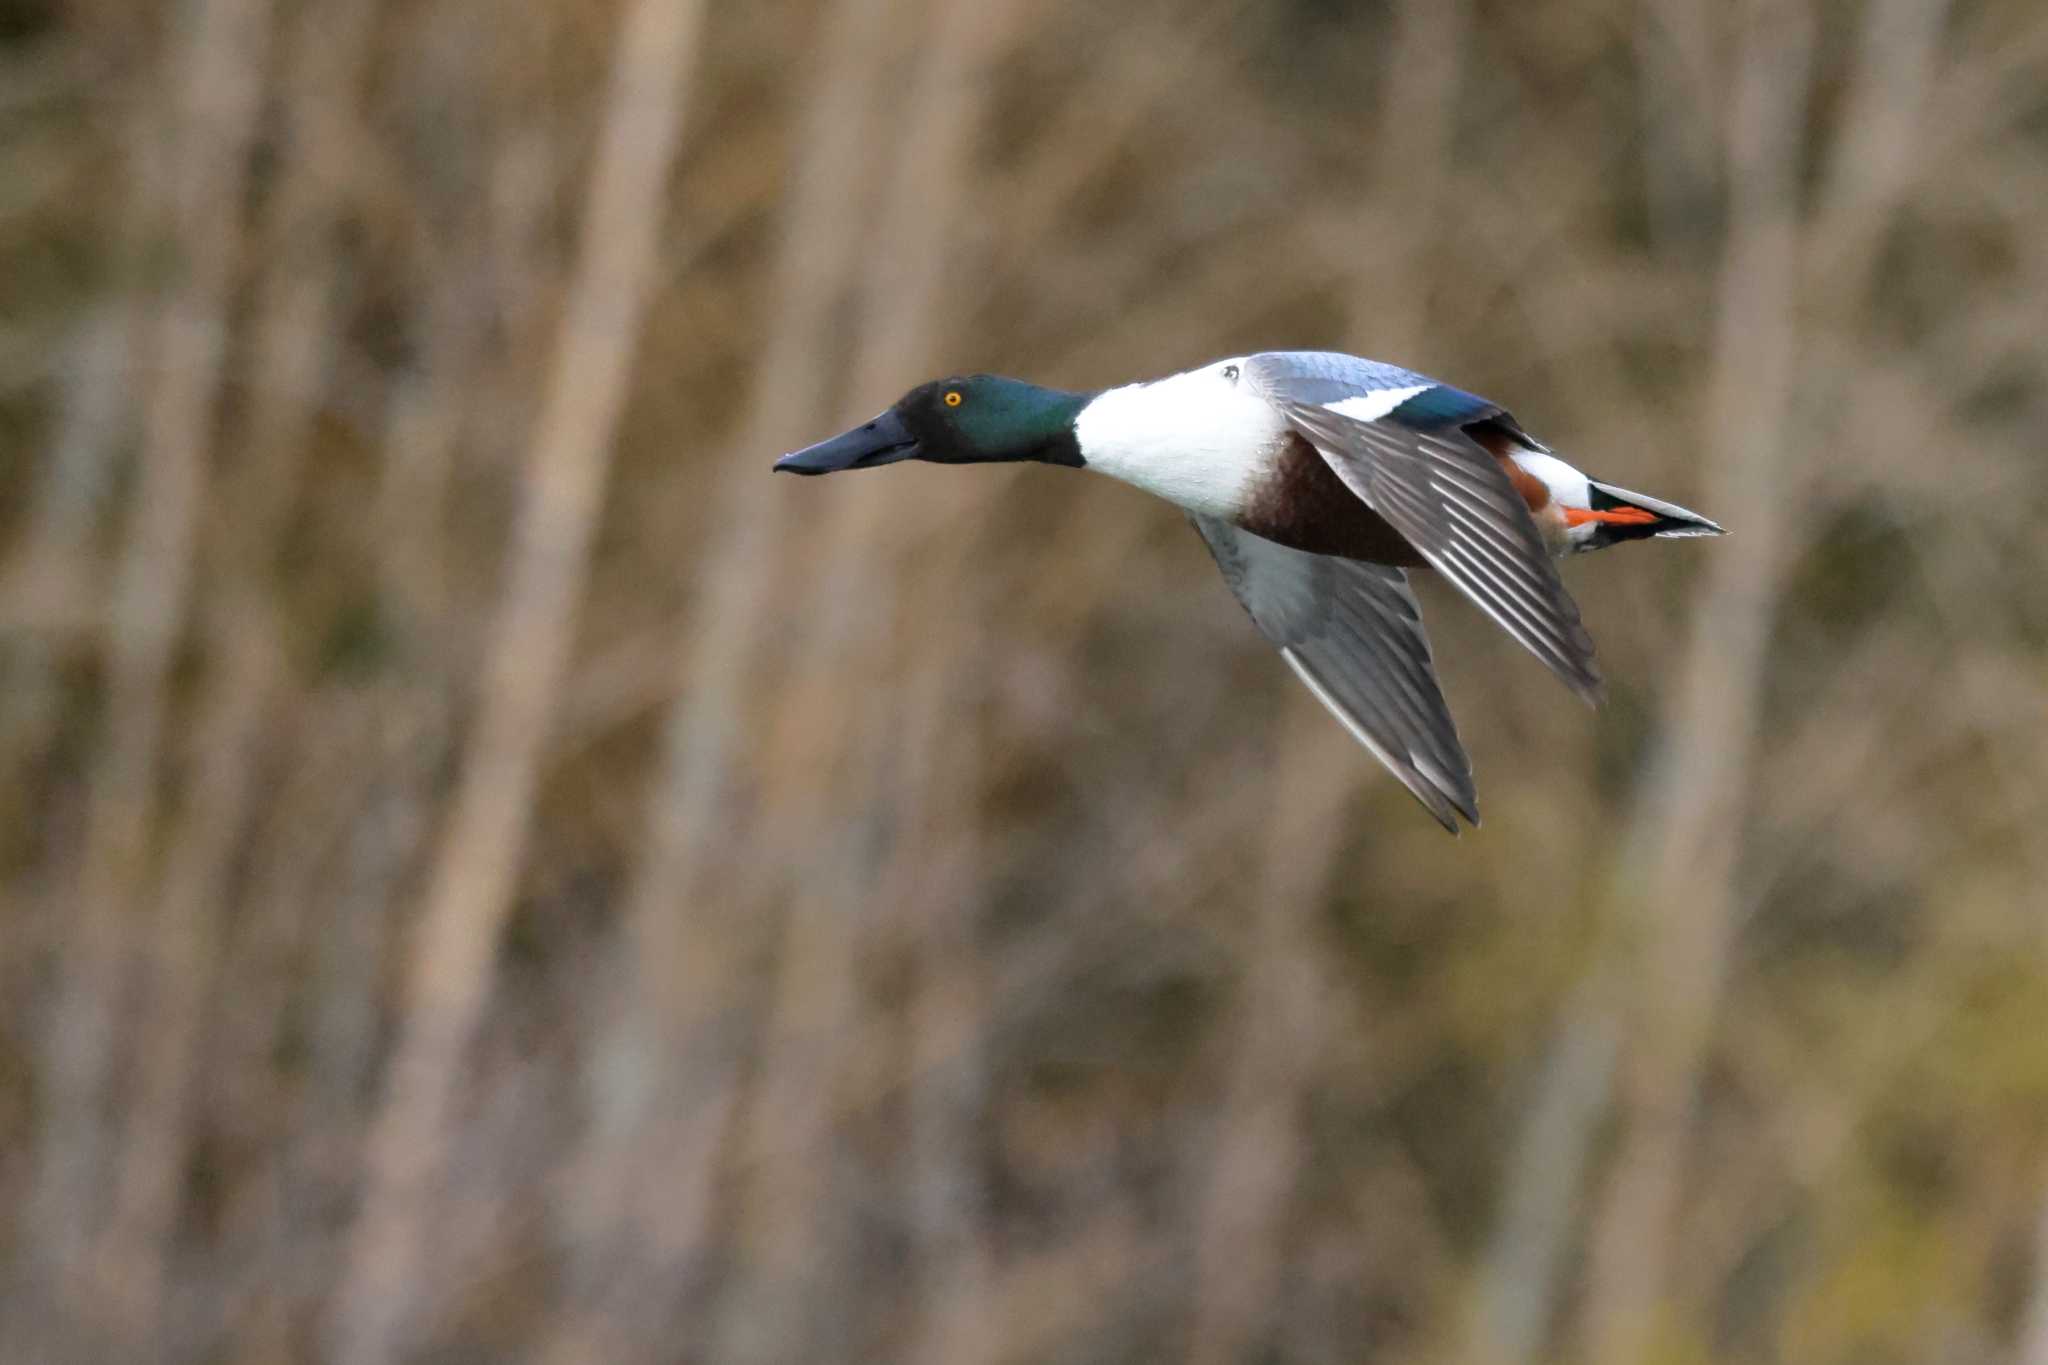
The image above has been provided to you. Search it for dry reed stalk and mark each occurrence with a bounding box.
[541,4,900,1361]
[984,1202,1155,1360]
[0,305,131,761]
[295,270,489,1277]
[1466,985,1621,1363]
[1582,2,1817,1359]
[1464,0,1735,1348]
[88,1,378,1338]
[1366,0,1473,358]
[987,0,1242,260]
[889,641,999,1365]
[1634,0,1723,255]
[327,1,704,1357]
[714,1,1020,1354]
[1808,0,1951,287]
[194,691,414,1339]
[880,541,1005,1365]
[0,304,133,1155]
[279,233,498,1319]
[5,1,2043,1357]
[1187,709,1355,1365]
[1047,211,1358,377]
[277,275,492,1336]
[2023,1175,2048,1363]
[1940,71,2048,1336]
[857,5,1028,1362]
[1584,0,1957,1354]
[22,2,273,1352]
[91,614,283,1330]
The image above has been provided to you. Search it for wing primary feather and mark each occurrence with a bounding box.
[1188,513,1477,831]
[1282,649,1466,832]
[1324,616,1463,769]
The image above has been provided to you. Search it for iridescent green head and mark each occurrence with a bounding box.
[775,375,1093,475]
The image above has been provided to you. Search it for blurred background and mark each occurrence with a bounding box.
[3,0,2045,1361]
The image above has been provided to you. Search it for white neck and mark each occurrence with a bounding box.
[1073,358,1288,519]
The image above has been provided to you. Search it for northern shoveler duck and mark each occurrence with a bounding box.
[776,351,1723,832]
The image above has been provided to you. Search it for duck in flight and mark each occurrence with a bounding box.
[775,351,1723,832]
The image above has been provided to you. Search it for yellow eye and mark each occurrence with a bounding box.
[944,390,962,407]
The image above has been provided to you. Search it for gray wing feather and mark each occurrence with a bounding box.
[1190,514,1478,831]
[1243,351,1604,703]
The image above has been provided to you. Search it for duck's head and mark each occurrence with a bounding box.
[774,375,1092,476]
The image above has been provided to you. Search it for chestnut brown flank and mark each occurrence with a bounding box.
[1238,433,1424,565]
[1467,419,1551,513]
[1239,423,1551,566]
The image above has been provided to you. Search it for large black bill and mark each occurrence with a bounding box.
[774,409,921,475]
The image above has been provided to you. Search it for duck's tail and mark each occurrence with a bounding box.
[1563,480,1725,552]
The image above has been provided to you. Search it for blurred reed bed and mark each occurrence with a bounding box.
[1,0,2045,1361]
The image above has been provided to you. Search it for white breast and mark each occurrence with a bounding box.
[1074,359,1289,519]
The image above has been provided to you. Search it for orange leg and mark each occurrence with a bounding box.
[1564,506,1658,527]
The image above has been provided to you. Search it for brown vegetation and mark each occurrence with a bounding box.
[2,0,2045,1360]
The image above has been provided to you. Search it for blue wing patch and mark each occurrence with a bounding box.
[1387,384,1496,430]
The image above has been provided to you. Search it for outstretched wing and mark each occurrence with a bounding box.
[1190,514,1478,832]
[1242,351,1603,703]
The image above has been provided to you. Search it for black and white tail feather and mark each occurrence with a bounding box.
[1577,480,1726,551]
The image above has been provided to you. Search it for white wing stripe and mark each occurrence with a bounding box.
[1326,385,1433,423]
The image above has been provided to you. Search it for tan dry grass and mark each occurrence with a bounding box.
[2,1,2046,1362]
